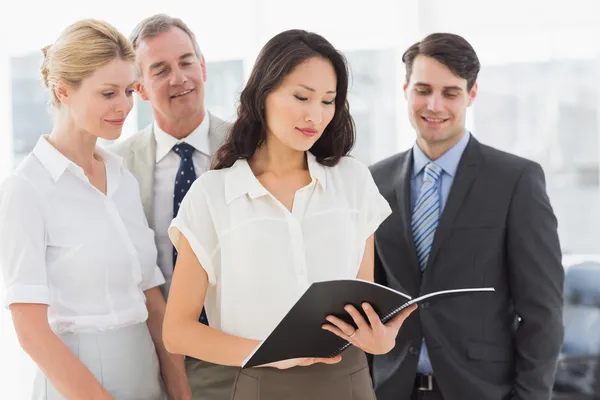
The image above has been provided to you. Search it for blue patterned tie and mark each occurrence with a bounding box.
[412,162,443,271]
[412,162,442,374]
[172,143,208,325]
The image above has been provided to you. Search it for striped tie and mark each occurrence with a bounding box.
[412,162,443,271]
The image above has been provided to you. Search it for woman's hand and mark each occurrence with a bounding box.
[321,303,417,355]
[256,354,342,370]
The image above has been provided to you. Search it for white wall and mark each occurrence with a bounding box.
[0,18,23,400]
[0,20,13,178]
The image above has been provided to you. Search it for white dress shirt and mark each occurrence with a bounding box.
[0,136,165,334]
[168,152,392,340]
[153,114,211,297]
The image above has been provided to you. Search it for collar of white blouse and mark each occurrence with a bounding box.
[223,151,328,205]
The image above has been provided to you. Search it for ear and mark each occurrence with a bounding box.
[55,81,70,105]
[200,55,207,82]
[135,80,149,101]
[467,82,478,107]
[403,81,409,100]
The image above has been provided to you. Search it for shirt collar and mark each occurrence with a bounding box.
[154,113,211,163]
[32,135,123,184]
[412,131,471,178]
[224,151,327,204]
[307,151,327,191]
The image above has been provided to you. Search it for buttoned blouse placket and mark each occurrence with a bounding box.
[67,163,145,325]
[266,179,317,295]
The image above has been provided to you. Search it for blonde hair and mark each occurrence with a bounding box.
[40,19,135,107]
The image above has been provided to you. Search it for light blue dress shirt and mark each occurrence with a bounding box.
[410,131,471,374]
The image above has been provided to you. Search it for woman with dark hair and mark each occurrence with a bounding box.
[162,29,416,399]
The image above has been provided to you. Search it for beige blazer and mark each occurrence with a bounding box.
[108,112,230,230]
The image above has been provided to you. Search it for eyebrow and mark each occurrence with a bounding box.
[149,53,196,71]
[102,81,137,89]
[414,82,463,91]
[298,84,336,94]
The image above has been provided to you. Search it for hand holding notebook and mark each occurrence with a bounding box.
[254,353,343,370]
[243,279,494,368]
[322,301,418,355]
[257,303,417,370]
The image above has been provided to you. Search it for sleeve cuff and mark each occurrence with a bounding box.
[3,284,51,309]
[140,266,166,291]
[363,194,393,241]
[168,220,217,286]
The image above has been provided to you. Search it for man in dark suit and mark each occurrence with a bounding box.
[369,33,564,400]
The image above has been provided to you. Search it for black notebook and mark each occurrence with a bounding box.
[242,279,494,368]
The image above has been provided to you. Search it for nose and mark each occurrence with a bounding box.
[115,93,134,114]
[427,93,444,113]
[170,66,186,86]
[305,102,323,125]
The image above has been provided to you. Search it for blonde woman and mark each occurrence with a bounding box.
[0,20,188,400]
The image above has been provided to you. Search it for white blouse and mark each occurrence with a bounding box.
[168,152,391,340]
[0,136,165,334]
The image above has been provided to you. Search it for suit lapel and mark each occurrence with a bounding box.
[207,112,229,155]
[130,125,157,229]
[426,136,481,269]
[126,115,226,230]
[393,150,422,281]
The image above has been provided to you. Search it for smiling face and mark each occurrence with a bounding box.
[404,54,477,154]
[135,27,207,133]
[263,56,337,152]
[59,57,136,141]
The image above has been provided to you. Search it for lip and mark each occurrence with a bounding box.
[105,118,125,126]
[170,89,194,99]
[296,127,318,137]
[420,116,449,126]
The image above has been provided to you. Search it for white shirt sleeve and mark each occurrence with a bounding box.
[0,175,50,308]
[168,178,219,286]
[139,240,167,292]
[360,164,392,242]
[124,171,165,292]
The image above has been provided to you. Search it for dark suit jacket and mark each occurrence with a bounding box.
[369,136,564,400]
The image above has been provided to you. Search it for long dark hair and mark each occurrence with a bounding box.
[211,29,355,170]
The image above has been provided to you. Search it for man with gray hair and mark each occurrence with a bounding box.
[109,13,233,400]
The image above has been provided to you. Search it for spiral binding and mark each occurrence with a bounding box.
[328,301,413,357]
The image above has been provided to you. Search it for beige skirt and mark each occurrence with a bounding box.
[231,346,376,400]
